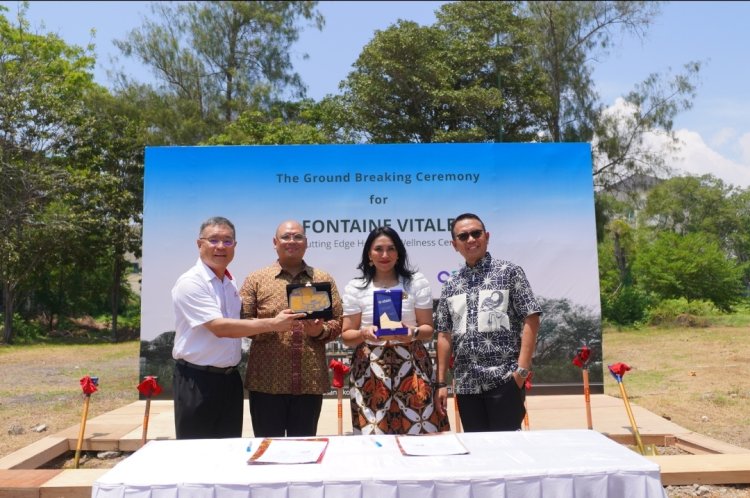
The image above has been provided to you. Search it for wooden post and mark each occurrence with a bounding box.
[137,376,162,447]
[141,397,152,447]
[523,401,530,430]
[73,395,91,469]
[329,359,349,436]
[583,368,593,430]
[337,388,343,436]
[617,380,646,455]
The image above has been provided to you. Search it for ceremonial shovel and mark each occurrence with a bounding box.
[573,346,594,429]
[329,359,350,435]
[137,376,162,447]
[74,375,98,469]
[608,363,647,455]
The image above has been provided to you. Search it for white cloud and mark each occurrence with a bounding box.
[670,129,750,188]
[596,99,750,189]
[739,132,750,165]
[709,127,737,148]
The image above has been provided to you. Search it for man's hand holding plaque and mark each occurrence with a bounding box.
[286,282,334,321]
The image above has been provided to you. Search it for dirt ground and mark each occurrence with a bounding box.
[602,325,750,451]
[603,325,750,497]
[1,326,749,496]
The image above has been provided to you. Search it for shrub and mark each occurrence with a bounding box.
[601,286,653,326]
[646,298,718,326]
[0,314,46,344]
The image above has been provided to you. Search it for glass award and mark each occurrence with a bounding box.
[373,289,409,340]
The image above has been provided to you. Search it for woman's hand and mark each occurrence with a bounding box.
[359,325,379,343]
[389,323,417,344]
[435,385,448,416]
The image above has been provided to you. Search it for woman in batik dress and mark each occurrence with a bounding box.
[341,227,450,434]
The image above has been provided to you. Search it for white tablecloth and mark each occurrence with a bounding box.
[92,430,666,498]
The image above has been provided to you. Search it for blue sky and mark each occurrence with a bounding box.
[3,0,749,187]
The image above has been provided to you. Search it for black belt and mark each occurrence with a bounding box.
[176,359,238,375]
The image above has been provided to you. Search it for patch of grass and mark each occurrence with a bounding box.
[711,312,750,327]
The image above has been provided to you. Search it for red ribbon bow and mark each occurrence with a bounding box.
[137,376,162,397]
[80,375,99,395]
[572,346,591,368]
[328,359,350,389]
[608,362,631,380]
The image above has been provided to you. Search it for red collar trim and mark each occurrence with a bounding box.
[224,269,234,280]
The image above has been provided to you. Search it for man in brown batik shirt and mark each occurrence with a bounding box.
[240,220,343,437]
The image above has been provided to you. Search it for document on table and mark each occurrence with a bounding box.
[247,438,329,464]
[396,433,470,456]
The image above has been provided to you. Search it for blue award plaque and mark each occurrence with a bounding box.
[373,289,409,339]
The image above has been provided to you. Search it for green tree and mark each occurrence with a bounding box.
[339,2,546,143]
[0,8,97,343]
[524,1,658,143]
[522,1,701,189]
[598,218,637,294]
[633,231,743,311]
[592,62,701,190]
[729,188,750,289]
[115,1,323,144]
[70,88,146,340]
[337,0,701,182]
[206,99,349,145]
[642,175,750,293]
[642,175,739,245]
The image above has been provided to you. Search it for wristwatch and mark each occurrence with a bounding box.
[411,326,419,339]
[516,367,531,379]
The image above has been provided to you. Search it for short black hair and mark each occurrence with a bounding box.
[450,213,485,239]
[199,216,236,239]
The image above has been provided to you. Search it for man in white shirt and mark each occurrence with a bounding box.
[171,216,303,439]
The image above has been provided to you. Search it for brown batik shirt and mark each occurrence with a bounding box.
[240,261,343,395]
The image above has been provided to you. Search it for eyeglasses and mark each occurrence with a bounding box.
[200,238,236,247]
[278,233,306,242]
[455,229,484,242]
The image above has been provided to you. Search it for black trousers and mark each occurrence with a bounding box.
[457,380,526,432]
[248,391,322,437]
[173,362,244,439]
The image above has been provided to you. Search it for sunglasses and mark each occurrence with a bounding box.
[455,229,484,242]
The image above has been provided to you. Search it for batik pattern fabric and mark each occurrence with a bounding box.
[343,274,449,435]
[349,340,450,435]
[435,252,542,395]
[240,261,343,395]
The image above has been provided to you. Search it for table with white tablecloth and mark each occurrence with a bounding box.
[92,429,666,498]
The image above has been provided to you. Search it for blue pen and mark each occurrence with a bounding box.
[246,441,253,452]
[370,437,382,448]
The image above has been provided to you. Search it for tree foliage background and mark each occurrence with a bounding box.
[1,0,747,343]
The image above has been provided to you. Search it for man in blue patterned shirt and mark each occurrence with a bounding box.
[435,213,542,431]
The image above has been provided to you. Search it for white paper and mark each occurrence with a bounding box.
[249,439,328,464]
[396,433,470,456]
